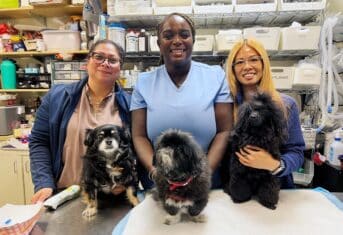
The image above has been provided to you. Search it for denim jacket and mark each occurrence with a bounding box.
[29,78,131,192]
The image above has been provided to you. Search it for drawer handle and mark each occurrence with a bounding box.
[25,161,30,173]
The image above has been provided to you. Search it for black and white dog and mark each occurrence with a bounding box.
[153,129,211,225]
[222,92,288,209]
[81,124,139,217]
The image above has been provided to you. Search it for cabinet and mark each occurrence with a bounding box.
[0,149,34,206]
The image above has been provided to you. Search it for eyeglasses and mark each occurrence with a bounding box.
[90,52,121,65]
[232,56,262,69]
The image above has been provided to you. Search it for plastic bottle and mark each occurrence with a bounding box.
[126,30,138,53]
[0,59,17,89]
[108,22,126,51]
[138,29,148,54]
[328,135,343,167]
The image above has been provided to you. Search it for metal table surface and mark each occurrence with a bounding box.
[30,192,343,235]
[31,195,131,235]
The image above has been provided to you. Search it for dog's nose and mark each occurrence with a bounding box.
[106,140,112,145]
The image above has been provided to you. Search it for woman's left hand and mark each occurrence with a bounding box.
[236,145,280,171]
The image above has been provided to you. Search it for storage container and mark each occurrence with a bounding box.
[193,0,233,14]
[280,26,321,51]
[235,0,277,13]
[41,30,81,51]
[193,35,214,52]
[107,23,126,51]
[154,0,192,14]
[271,66,294,90]
[0,0,19,8]
[215,29,242,52]
[243,27,281,51]
[293,158,314,186]
[108,0,152,16]
[279,0,326,11]
[302,127,317,150]
[292,64,321,87]
[54,62,80,71]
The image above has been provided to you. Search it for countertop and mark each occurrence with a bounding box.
[30,192,343,235]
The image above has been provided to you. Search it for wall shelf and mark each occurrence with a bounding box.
[109,9,323,29]
[0,50,88,58]
[0,5,83,19]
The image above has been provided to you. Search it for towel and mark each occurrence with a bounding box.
[113,189,343,235]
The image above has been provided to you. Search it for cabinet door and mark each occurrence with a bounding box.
[0,151,25,206]
[22,155,34,204]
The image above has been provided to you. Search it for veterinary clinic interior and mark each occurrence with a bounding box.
[0,0,343,234]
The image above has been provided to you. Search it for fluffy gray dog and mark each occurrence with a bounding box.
[152,129,211,225]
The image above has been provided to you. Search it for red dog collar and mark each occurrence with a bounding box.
[167,176,193,191]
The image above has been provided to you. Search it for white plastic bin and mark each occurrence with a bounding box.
[193,0,233,14]
[293,158,314,186]
[293,64,321,87]
[279,0,326,11]
[154,0,192,14]
[215,29,242,52]
[193,35,214,52]
[109,0,152,16]
[280,26,321,51]
[42,30,81,51]
[243,27,281,51]
[271,66,294,90]
[234,0,277,13]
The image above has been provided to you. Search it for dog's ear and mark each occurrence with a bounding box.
[84,128,95,147]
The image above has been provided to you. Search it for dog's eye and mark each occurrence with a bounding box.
[98,134,104,138]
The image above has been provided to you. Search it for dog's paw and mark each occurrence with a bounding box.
[259,201,277,210]
[190,214,207,223]
[164,213,181,225]
[82,206,98,218]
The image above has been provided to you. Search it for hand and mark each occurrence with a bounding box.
[236,145,280,171]
[111,184,126,195]
[31,188,53,204]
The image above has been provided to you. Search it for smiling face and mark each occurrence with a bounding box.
[233,45,263,89]
[86,42,121,86]
[157,14,194,67]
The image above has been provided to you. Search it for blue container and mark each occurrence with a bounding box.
[1,59,16,89]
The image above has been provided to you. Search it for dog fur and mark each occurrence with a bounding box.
[81,124,139,218]
[222,92,288,209]
[152,129,211,225]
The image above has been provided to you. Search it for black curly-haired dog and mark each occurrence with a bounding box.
[153,129,211,225]
[222,92,288,209]
[81,124,139,218]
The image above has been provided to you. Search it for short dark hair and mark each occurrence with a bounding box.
[88,39,125,67]
[156,13,195,65]
[156,13,196,43]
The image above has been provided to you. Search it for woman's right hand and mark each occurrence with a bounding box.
[31,188,53,204]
